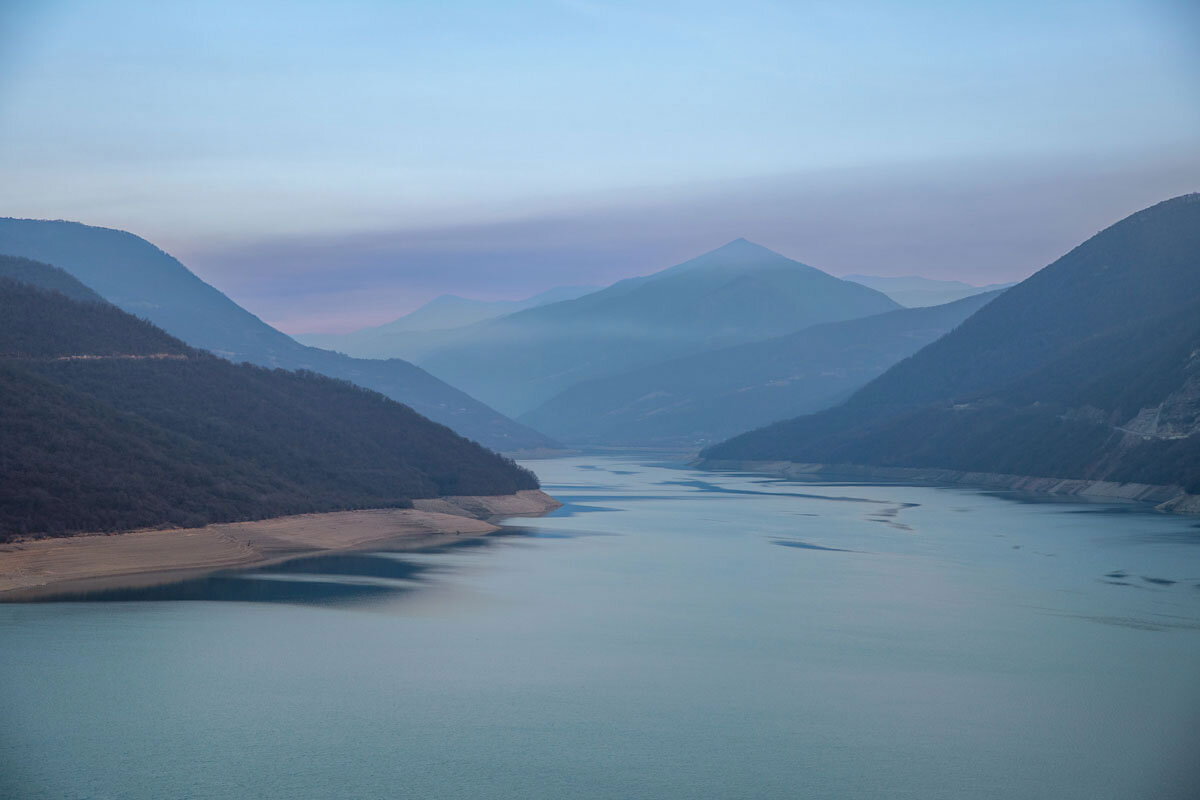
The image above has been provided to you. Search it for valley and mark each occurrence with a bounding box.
[2,6,1197,800]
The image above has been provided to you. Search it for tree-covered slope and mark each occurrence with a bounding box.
[416,239,900,416]
[0,268,538,540]
[0,254,108,303]
[521,290,1001,448]
[0,276,186,358]
[703,195,1200,493]
[0,219,558,452]
[846,194,1200,409]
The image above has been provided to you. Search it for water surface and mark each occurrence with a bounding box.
[3,458,1199,799]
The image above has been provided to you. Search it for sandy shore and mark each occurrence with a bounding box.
[0,490,561,601]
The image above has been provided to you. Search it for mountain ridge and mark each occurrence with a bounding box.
[0,218,558,453]
[413,239,901,416]
[0,259,540,539]
[520,290,1003,447]
[701,194,1200,497]
[297,284,597,356]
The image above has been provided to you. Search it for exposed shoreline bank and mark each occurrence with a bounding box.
[696,459,1200,514]
[0,489,561,601]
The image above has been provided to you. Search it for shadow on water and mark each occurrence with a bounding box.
[655,478,889,504]
[23,529,577,606]
[1122,528,1200,547]
[547,494,684,505]
[979,490,1143,510]
[544,498,625,517]
[772,539,857,553]
[32,571,409,605]
[1051,612,1200,633]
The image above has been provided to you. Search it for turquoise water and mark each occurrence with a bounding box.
[2,457,1199,799]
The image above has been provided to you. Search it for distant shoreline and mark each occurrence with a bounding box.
[695,459,1200,515]
[0,490,560,602]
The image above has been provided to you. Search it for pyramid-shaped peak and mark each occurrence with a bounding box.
[684,237,793,266]
[648,237,812,281]
[710,237,778,256]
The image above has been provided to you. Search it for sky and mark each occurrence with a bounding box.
[1,0,1198,332]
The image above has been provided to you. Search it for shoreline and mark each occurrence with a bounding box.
[695,459,1200,514]
[0,489,561,602]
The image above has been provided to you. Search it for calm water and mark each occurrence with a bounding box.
[3,457,1199,799]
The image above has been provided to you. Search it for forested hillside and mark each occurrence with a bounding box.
[0,264,538,540]
[0,254,107,303]
[0,276,185,358]
[703,195,1200,494]
[0,219,558,452]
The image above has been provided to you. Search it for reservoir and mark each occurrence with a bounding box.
[2,457,1198,799]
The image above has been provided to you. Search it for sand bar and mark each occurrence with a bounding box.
[0,489,561,601]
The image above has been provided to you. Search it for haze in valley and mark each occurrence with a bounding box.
[2,3,1199,800]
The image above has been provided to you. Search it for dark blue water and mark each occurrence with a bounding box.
[2,458,1199,799]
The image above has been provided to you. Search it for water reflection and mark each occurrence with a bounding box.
[31,570,409,605]
[5,457,1200,800]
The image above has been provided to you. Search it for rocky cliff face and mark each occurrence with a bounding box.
[1120,350,1200,440]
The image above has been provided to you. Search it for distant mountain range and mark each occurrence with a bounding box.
[521,290,1002,447]
[703,194,1200,497]
[298,286,596,358]
[845,274,1014,307]
[0,219,557,453]
[412,239,901,416]
[0,256,539,539]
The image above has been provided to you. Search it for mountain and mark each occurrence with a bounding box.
[521,290,1001,448]
[0,219,557,453]
[0,255,188,358]
[414,239,901,416]
[297,285,597,358]
[845,274,1014,307]
[0,255,108,303]
[0,259,538,540]
[702,194,1200,495]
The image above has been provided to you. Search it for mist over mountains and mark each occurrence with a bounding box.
[407,239,901,416]
[703,194,1200,496]
[521,290,1001,447]
[0,256,538,538]
[845,275,1014,307]
[4,193,1197,503]
[297,286,596,359]
[0,219,556,454]
[283,241,1015,450]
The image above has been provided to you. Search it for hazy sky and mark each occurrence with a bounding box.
[2,0,1198,332]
